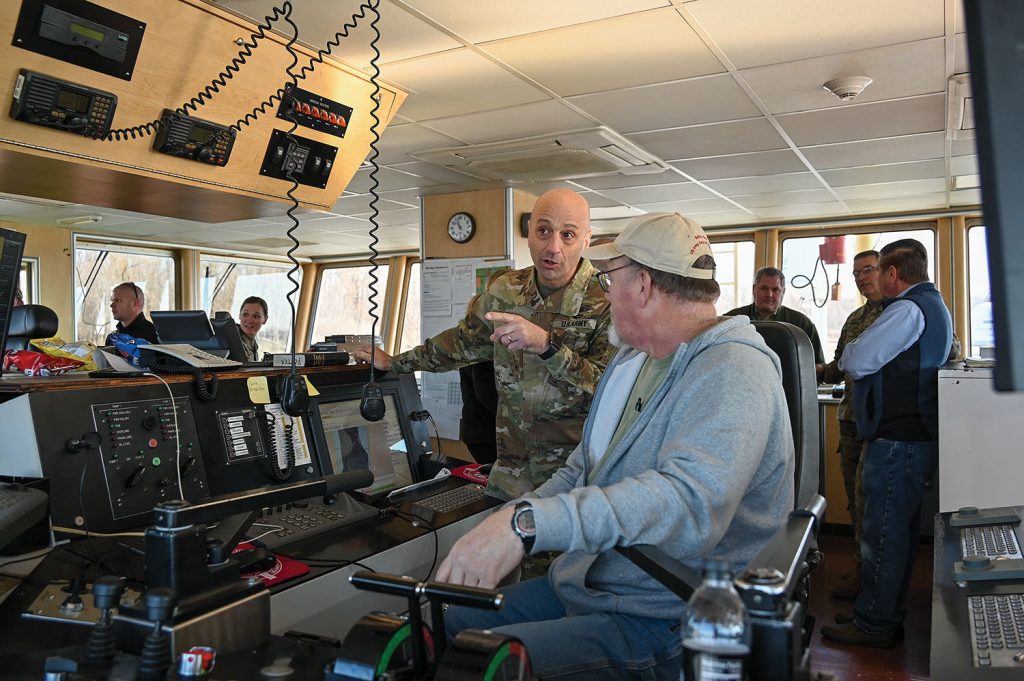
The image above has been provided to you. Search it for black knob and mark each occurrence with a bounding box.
[66,116,87,130]
[144,587,177,623]
[126,465,147,488]
[92,576,125,611]
[180,456,196,477]
[158,477,171,487]
[142,415,158,431]
[198,147,213,162]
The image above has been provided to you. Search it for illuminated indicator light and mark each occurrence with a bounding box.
[148,438,158,448]
[152,457,161,466]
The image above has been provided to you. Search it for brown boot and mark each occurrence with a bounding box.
[829,572,859,599]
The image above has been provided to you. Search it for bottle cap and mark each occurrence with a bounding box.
[178,646,216,676]
[702,558,733,580]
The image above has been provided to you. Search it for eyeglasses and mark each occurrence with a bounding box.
[595,263,635,292]
[851,265,878,278]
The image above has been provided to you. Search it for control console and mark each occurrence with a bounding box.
[91,397,209,520]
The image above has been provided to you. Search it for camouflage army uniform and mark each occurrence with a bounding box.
[390,261,613,501]
[820,299,883,562]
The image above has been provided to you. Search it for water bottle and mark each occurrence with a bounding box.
[680,559,751,681]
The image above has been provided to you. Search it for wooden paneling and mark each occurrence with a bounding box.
[820,402,852,525]
[3,221,74,339]
[0,0,406,220]
[423,189,508,259]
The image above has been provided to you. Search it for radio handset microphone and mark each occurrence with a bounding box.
[360,382,385,421]
[278,373,309,417]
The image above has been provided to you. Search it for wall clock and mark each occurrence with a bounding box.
[447,211,476,243]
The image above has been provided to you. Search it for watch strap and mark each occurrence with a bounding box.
[511,501,536,551]
[538,341,561,360]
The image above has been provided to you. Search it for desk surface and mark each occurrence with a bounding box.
[931,508,1024,679]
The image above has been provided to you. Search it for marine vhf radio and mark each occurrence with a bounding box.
[10,69,116,136]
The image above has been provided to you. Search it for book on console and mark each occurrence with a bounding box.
[271,351,350,367]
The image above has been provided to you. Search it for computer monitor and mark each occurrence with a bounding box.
[308,376,427,499]
[151,310,226,356]
[210,313,249,362]
[0,228,27,356]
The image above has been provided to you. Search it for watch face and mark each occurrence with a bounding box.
[447,212,475,243]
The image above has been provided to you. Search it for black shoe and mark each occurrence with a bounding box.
[821,621,903,648]
[834,612,854,624]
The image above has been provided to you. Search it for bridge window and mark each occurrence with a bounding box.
[310,264,391,347]
[74,240,176,344]
[710,240,755,316]
[397,261,421,353]
[199,255,301,355]
[19,257,38,305]
[780,227,936,364]
[967,225,992,357]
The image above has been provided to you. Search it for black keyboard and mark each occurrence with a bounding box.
[245,494,378,550]
[967,593,1024,667]
[411,484,486,517]
[0,484,48,552]
[961,524,1022,559]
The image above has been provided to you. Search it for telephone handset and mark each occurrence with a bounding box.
[139,345,240,402]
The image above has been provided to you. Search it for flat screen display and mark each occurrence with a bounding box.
[318,394,413,496]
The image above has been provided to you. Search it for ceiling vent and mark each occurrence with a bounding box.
[413,127,669,182]
[947,74,975,140]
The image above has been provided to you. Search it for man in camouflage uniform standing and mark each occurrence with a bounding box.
[818,250,884,599]
[353,188,613,502]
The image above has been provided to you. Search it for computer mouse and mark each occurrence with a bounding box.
[236,546,277,574]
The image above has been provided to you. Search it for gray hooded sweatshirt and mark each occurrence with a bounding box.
[527,315,795,621]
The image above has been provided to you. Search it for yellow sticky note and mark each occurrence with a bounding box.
[303,375,320,397]
[247,376,271,404]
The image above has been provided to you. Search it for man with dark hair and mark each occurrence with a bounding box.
[817,250,884,599]
[105,282,158,346]
[437,212,794,680]
[821,238,952,648]
[725,266,825,365]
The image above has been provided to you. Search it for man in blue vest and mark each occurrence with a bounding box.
[821,238,952,648]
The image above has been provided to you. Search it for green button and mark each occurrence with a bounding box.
[152,457,161,466]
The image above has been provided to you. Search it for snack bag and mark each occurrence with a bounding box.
[108,333,151,368]
[30,336,98,371]
[3,349,84,376]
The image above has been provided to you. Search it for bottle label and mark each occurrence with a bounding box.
[681,645,747,681]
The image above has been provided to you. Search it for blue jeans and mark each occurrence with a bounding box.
[444,576,682,680]
[854,439,937,634]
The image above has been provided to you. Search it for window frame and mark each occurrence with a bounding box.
[308,259,395,348]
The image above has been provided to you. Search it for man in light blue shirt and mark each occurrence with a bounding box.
[822,238,952,648]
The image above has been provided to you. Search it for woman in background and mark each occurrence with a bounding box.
[238,296,268,362]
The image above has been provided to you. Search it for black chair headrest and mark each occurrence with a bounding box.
[7,304,59,338]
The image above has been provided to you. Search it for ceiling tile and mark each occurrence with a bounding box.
[375,124,464,164]
[589,205,646,222]
[950,188,981,206]
[485,8,724,97]
[600,182,715,205]
[778,94,946,147]
[844,193,948,213]
[577,192,626,209]
[671,150,808,180]
[569,75,760,133]
[740,38,947,114]
[801,131,945,169]
[950,155,978,176]
[374,208,421,226]
[633,197,745,215]
[833,178,948,200]
[403,0,670,43]
[705,172,823,196]
[331,195,408,215]
[421,100,595,144]
[687,0,944,69]
[730,188,836,208]
[343,166,438,194]
[819,159,946,187]
[387,161,490,184]
[697,211,761,227]
[752,202,847,220]
[214,0,461,66]
[382,49,547,120]
[575,169,690,190]
[628,118,785,160]
[378,188,425,206]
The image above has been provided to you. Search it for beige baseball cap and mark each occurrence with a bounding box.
[582,212,715,280]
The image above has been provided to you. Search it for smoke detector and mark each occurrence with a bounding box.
[822,76,873,102]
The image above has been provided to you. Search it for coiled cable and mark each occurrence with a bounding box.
[365,0,383,385]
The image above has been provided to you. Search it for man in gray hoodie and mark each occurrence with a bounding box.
[438,212,795,680]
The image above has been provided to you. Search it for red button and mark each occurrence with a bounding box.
[148,438,158,448]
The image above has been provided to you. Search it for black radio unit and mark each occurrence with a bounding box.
[153,109,236,166]
[9,68,116,136]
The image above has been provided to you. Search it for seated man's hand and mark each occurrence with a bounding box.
[486,312,549,355]
[437,506,524,589]
[350,345,393,371]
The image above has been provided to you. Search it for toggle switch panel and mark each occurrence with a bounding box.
[260,129,337,188]
[275,83,353,138]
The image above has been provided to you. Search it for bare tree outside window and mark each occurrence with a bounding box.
[310,265,390,346]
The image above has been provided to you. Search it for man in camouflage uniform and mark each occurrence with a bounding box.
[818,250,884,599]
[353,188,613,501]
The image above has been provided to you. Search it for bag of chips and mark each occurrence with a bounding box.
[3,349,84,376]
[30,336,97,371]
[108,333,151,367]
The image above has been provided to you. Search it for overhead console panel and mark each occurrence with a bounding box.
[0,0,406,221]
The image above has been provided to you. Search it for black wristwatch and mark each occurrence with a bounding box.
[511,501,536,551]
[537,341,561,360]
